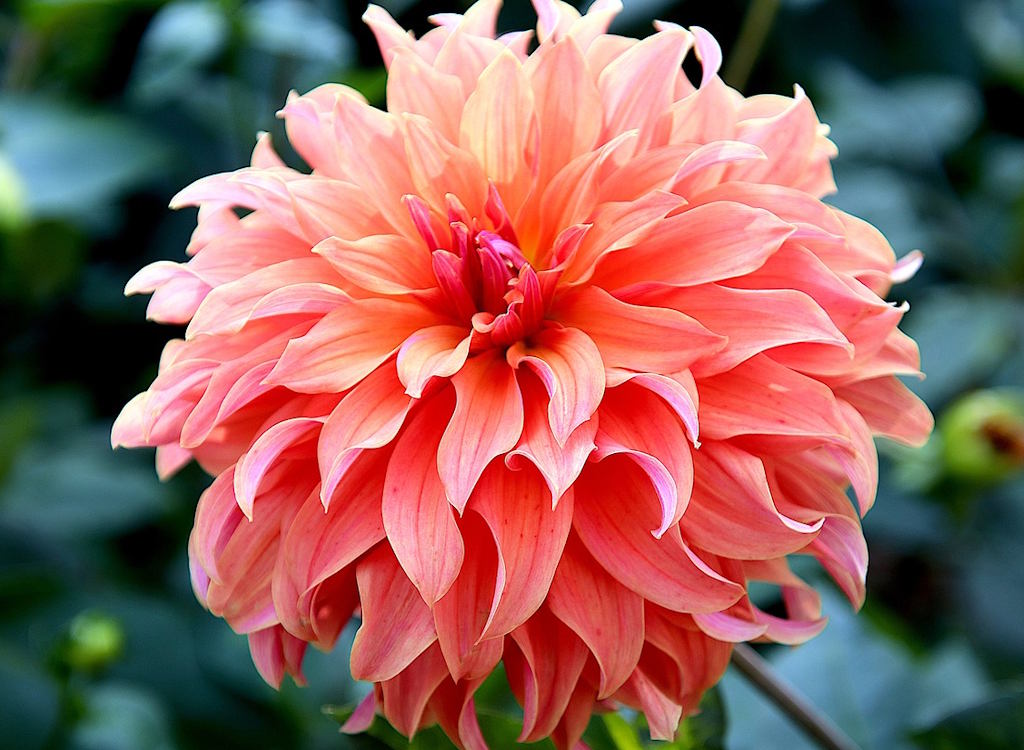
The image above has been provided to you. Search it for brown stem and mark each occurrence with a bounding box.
[730,643,861,750]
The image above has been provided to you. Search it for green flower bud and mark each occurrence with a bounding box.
[65,611,125,673]
[940,389,1024,484]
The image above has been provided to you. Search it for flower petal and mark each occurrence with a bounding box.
[553,286,725,374]
[433,511,504,680]
[548,534,643,699]
[267,297,437,393]
[508,607,590,742]
[471,462,574,639]
[573,460,743,613]
[318,364,414,507]
[685,441,822,559]
[835,376,934,447]
[397,325,472,398]
[437,350,525,511]
[505,374,597,505]
[507,327,604,445]
[383,391,465,605]
[350,545,438,682]
[592,201,794,291]
[313,234,434,295]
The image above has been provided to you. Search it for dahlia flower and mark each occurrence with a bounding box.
[113,0,933,745]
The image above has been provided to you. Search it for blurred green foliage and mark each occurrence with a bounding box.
[1,0,1023,748]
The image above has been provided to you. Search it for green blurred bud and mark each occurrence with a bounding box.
[65,611,125,673]
[940,389,1024,484]
[0,153,28,232]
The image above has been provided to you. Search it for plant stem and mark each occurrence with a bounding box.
[723,0,781,92]
[730,643,861,750]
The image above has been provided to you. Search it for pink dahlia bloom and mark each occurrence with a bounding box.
[113,0,933,745]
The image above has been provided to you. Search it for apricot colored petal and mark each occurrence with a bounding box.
[526,37,602,187]
[186,258,338,339]
[507,327,604,445]
[548,534,643,698]
[685,441,822,558]
[235,417,322,519]
[670,140,766,196]
[508,608,590,742]
[562,190,684,285]
[318,364,413,507]
[362,4,416,68]
[402,115,488,217]
[190,468,239,586]
[836,376,934,447]
[637,283,851,377]
[267,297,437,393]
[597,27,690,146]
[828,399,878,515]
[433,511,504,680]
[730,87,836,196]
[248,625,307,688]
[350,545,438,682]
[201,480,310,633]
[387,51,465,143]
[593,201,794,291]
[247,283,349,323]
[692,610,769,642]
[699,355,850,448]
[438,350,525,512]
[340,692,377,735]
[155,442,192,480]
[429,678,489,750]
[380,644,450,737]
[459,51,535,208]
[274,451,386,640]
[573,461,743,613]
[810,514,869,607]
[595,383,693,533]
[397,325,472,398]
[313,234,434,294]
[506,374,597,505]
[553,286,725,374]
[472,462,574,639]
[383,392,465,605]
[618,671,681,741]
[605,369,699,445]
[125,260,210,324]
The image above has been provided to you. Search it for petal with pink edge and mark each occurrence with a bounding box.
[594,383,694,534]
[836,376,934,447]
[397,325,472,398]
[507,327,604,445]
[267,296,437,393]
[380,644,451,738]
[471,462,574,639]
[437,349,524,512]
[685,441,822,559]
[573,460,743,613]
[548,534,643,699]
[313,234,434,295]
[433,511,504,680]
[318,364,414,507]
[508,607,589,742]
[383,391,464,605]
[350,545,438,682]
[506,374,597,505]
[592,201,794,291]
[552,286,725,374]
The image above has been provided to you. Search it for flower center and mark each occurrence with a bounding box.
[406,190,547,349]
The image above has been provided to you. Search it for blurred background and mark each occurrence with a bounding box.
[1,0,1023,748]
